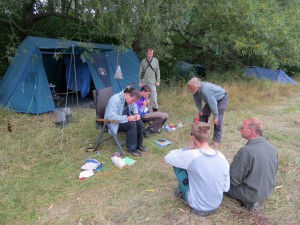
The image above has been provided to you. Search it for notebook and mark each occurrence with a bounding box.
[155,138,173,147]
[124,157,136,166]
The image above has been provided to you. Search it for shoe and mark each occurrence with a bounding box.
[153,108,158,112]
[150,128,161,133]
[174,188,184,200]
[137,145,147,152]
[128,150,142,157]
[243,202,264,211]
[143,128,151,138]
[192,209,217,217]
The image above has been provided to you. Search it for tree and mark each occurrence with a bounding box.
[0,0,299,78]
[169,0,300,72]
[0,0,195,55]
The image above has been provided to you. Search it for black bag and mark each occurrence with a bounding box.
[141,70,145,79]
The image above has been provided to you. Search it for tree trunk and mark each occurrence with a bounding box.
[48,0,55,13]
[21,0,36,37]
[61,0,67,15]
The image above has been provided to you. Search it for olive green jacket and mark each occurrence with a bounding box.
[139,57,160,84]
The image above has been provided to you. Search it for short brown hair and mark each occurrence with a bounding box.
[191,122,210,142]
[147,47,154,52]
[124,87,140,99]
[141,85,151,92]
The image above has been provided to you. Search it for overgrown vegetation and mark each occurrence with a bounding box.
[1,0,300,77]
[1,75,299,224]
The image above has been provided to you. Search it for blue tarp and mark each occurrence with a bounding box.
[63,56,91,98]
[0,36,140,114]
[246,67,298,85]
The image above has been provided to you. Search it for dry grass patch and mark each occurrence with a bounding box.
[1,78,300,225]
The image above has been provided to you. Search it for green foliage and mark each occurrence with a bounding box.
[0,0,300,78]
[169,0,300,72]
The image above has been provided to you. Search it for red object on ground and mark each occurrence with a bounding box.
[194,118,200,122]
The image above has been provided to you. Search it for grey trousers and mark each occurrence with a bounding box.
[200,93,229,143]
[225,187,265,209]
[144,83,158,109]
[142,111,169,132]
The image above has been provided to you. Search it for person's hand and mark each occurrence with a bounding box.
[198,111,203,118]
[155,82,160,86]
[128,116,136,121]
[134,114,140,121]
[213,117,219,125]
[142,101,148,107]
[139,82,143,87]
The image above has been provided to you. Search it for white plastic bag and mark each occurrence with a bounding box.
[114,65,123,79]
[79,169,94,179]
[111,156,126,169]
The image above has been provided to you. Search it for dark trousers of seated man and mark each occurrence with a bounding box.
[118,120,143,152]
[224,186,265,208]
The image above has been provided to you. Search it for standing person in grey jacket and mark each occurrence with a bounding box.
[225,118,278,211]
[139,48,160,112]
[187,77,228,148]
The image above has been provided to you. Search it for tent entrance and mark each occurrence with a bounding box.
[42,53,95,108]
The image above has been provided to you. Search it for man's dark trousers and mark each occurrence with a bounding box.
[200,93,229,143]
[118,120,143,151]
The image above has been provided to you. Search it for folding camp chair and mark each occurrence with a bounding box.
[92,87,125,156]
[49,83,65,106]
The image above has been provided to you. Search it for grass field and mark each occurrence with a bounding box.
[1,77,300,225]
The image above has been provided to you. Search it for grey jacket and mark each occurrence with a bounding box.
[193,82,226,119]
[230,137,278,202]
